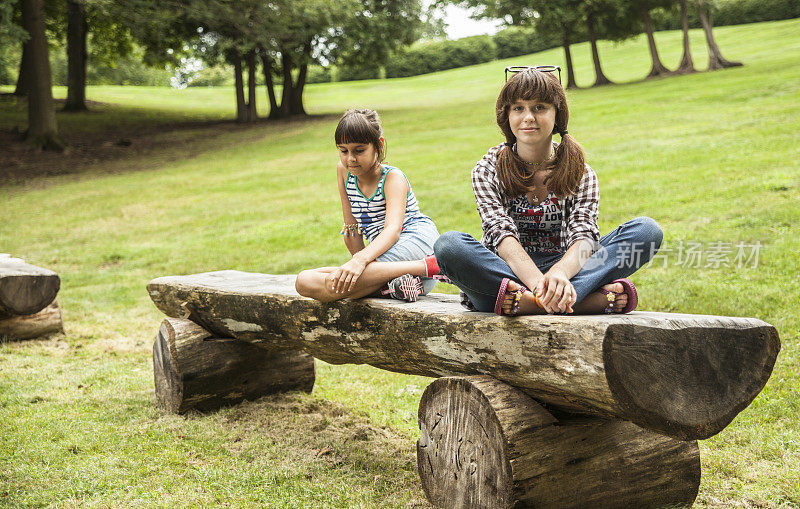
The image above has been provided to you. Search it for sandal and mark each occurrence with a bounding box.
[382,274,424,302]
[495,277,531,316]
[598,278,638,314]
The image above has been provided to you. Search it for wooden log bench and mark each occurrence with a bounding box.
[0,254,62,341]
[147,270,779,508]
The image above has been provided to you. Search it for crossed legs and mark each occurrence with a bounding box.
[295,260,428,302]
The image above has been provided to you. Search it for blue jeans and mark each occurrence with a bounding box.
[433,217,663,312]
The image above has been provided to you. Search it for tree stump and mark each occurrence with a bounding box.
[0,299,63,341]
[0,254,60,318]
[417,376,701,509]
[153,317,315,413]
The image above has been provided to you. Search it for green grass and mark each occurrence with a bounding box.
[1,19,799,507]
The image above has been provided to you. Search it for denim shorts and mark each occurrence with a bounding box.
[376,219,440,294]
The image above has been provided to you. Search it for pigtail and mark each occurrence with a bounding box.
[544,131,585,198]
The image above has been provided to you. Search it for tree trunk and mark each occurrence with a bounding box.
[153,317,315,413]
[14,41,30,96]
[0,254,61,318]
[640,1,671,77]
[232,49,247,123]
[146,271,780,441]
[417,376,701,509]
[562,39,577,89]
[289,42,310,116]
[279,48,293,117]
[696,0,742,70]
[21,0,64,151]
[246,49,258,122]
[676,0,696,73]
[0,300,63,341]
[259,50,280,119]
[63,0,88,112]
[586,14,613,86]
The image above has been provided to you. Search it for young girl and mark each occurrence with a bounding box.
[295,109,440,302]
[430,66,663,315]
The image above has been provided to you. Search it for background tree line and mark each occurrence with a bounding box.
[2,0,796,152]
[1,0,426,150]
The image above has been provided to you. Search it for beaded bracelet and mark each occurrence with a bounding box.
[340,223,362,237]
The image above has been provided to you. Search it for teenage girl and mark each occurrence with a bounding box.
[295,109,441,302]
[429,67,663,315]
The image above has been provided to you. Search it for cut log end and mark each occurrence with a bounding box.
[153,317,315,414]
[604,323,781,439]
[418,376,701,509]
[0,258,60,317]
[417,377,516,509]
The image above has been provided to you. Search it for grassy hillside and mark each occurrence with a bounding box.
[1,19,798,507]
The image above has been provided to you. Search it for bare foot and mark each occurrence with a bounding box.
[500,280,547,315]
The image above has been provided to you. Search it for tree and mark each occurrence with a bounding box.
[675,0,695,73]
[531,0,585,88]
[695,0,742,70]
[64,0,88,110]
[633,0,672,77]
[20,0,64,150]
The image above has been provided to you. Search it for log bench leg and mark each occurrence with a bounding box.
[417,375,701,509]
[0,299,63,341]
[153,317,315,413]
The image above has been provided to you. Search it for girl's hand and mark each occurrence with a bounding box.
[329,256,368,293]
[536,268,576,314]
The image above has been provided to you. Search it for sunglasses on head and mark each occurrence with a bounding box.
[505,65,562,84]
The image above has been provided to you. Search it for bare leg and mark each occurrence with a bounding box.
[501,280,628,315]
[296,260,428,302]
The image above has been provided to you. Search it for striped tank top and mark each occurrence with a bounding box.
[346,165,432,242]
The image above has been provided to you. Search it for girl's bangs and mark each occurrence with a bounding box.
[501,70,561,106]
[335,114,379,146]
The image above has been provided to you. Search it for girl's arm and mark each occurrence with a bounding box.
[336,162,366,255]
[330,168,408,293]
[472,150,547,297]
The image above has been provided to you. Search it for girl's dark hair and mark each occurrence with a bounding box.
[334,108,386,164]
[495,69,585,198]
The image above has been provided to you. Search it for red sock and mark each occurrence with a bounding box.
[424,255,440,277]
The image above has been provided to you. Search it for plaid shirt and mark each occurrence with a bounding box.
[461,143,600,309]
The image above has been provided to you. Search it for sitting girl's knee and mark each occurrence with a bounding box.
[295,270,316,297]
[632,216,663,249]
[434,231,467,261]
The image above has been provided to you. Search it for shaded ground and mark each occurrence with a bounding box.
[0,94,334,187]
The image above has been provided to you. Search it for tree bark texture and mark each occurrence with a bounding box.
[417,376,700,509]
[562,41,577,89]
[259,51,280,119]
[0,300,63,341]
[586,15,613,86]
[64,0,88,112]
[279,48,293,117]
[21,0,64,150]
[232,49,247,123]
[0,254,61,318]
[676,0,696,73]
[153,317,315,413]
[246,49,258,122]
[640,1,671,77]
[146,271,780,441]
[14,41,30,96]
[696,0,743,70]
